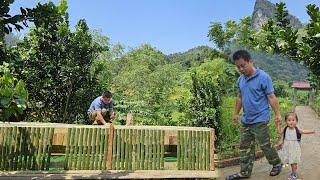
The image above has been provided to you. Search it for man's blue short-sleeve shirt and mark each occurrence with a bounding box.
[237,68,274,124]
[87,96,113,114]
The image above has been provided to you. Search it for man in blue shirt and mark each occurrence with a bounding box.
[226,50,282,180]
[88,91,115,125]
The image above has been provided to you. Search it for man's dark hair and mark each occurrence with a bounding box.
[102,91,112,98]
[232,50,252,62]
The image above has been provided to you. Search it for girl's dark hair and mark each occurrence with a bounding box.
[285,112,298,122]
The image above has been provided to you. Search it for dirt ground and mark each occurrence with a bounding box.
[216,106,320,180]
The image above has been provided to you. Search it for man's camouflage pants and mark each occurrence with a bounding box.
[239,122,282,177]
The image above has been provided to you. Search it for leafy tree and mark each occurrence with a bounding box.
[189,59,237,146]
[12,1,103,123]
[234,16,257,49]
[208,20,237,51]
[299,4,320,92]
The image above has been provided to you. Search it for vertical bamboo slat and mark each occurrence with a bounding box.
[140,129,144,170]
[115,128,120,170]
[107,125,114,170]
[152,130,156,170]
[98,128,104,170]
[132,129,137,170]
[12,127,18,170]
[0,127,4,170]
[112,128,117,170]
[128,129,132,170]
[89,128,96,170]
[65,128,70,170]
[206,131,210,170]
[136,129,141,170]
[102,128,108,170]
[94,127,101,170]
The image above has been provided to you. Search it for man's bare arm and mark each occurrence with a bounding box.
[233,93,242,125]
[267,93,281,124]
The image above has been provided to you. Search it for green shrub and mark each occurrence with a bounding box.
[0,62,28,121]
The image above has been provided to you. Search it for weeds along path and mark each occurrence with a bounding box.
[216,106,320,180]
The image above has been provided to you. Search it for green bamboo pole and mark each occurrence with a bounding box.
[26,127,34,170]
[140,129,145,170]
[155,130,159,170]
[46,127,53,170]
[32,128,40,170]
[195,131,200,170]
[23,127,29,170]
[206,131,210,170]
[94,127,100,170]
[187,130,192,170]
[125,128,130,170]
[26,127,33,170]
[132,129,137,170]
[135,129,140,170]
[129,129,133,170]
[179,130,184,170]
[12,126,18,170]
[39,128,46,170]
[151,130,156,170]
[64,128,71,170]
[6,127,12,171]
[7,127,15,171]
[76,128,83,170]
[85,128,92,169]
[30,127,36,170]
[111,128,116,170]
[14,127,21,170]
[160,130,164,170]
[99,128,104,170]
[148,129,152,170]
[184,130,189,170]
[115,128,120,170]
[0,127,4,170]
[202,131,206,170]
[71,128,79,170]
[102,128,108,170]
[185,130,189,170]
[190,130,194,170]
[12,127,16,170]
[119,129,124,170]
[69,128,74,170]
[88,128,95,170]
[177,130,180,170]
[98,128,104,170]
[39,128,47,170]
[2,127,7,170]
[144,129,149,170]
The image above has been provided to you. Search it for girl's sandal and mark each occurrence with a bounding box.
[225,173,250,180]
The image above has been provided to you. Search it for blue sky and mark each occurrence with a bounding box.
[10,0,320,55]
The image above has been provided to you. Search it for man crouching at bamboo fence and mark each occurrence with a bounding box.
[87,90,115,126]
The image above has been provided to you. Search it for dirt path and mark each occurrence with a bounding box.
[216,106,320,179]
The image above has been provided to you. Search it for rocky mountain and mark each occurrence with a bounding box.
[252,0,303,30]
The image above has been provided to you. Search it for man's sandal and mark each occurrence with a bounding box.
[225,173,250,180]
[269,165,282,176]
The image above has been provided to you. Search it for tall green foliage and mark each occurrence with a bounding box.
[12,1,103,123]
[189,59,237,146]
[0,62,28,121]
[300,4,320,91]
